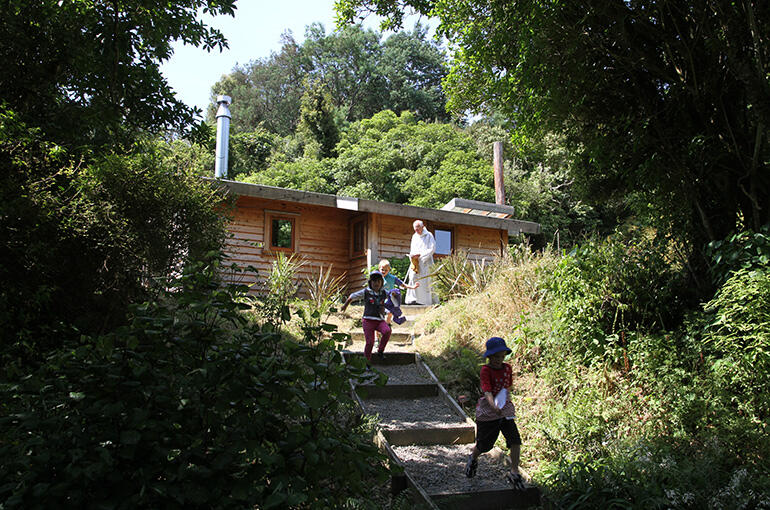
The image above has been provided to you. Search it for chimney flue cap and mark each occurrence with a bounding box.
[216,95,231,105]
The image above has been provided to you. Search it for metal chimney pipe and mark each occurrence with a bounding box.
[493,141,505,205]
[214,95,232,178]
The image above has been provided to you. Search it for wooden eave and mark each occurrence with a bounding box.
[209,178,540,235]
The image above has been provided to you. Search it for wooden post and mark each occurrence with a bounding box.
[493,141,505,205]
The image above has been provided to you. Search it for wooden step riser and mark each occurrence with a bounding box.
[431,487,541,509]
[384,427,475,446]
[343,351,416,365]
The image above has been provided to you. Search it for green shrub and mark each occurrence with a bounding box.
[703,267,770,434]
[0,255,387,509]
[0,110,228,363]
[706,224,770,286]
[541,230,689,363]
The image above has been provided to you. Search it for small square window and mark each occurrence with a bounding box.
[272,219,293,248]
[265,211,299,253]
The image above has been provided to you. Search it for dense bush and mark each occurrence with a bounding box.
[0,110,228,364]
[0,256,387,509]
[540,230,691,362]
[703,267,770,438]
[706,224,770,286]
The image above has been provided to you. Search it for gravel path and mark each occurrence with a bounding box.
[376,364,431,384]
[392,444,512,495]
[363,396,467,429]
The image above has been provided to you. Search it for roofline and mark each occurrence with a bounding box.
[207,178,540,235]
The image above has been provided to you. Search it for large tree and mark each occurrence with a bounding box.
[0,0,235,151]
[0,1,236,348]
[210,22,450,133]
[337,0,770,255]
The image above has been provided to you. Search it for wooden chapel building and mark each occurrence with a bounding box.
[214,179,541,295]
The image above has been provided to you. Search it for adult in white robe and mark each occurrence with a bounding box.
[406,220,438,305]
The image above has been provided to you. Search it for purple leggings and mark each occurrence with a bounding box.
[362,318,391,360]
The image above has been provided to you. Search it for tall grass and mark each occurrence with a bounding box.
[415,231,770,508]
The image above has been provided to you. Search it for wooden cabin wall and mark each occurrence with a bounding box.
[454,224,506,261]
[374,214,505,279]
[222,197,508,301]
[222,196,354,297]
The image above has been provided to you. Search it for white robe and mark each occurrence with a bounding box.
[406,229,437,305]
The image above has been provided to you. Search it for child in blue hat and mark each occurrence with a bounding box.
[464,336,526,490]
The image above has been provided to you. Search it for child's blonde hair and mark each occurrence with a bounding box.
[378,259,391,270]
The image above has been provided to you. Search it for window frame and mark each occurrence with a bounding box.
[264,210,300,254]
[349,215,367,258]
[430,224,455,259]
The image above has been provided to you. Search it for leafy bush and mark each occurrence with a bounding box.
[300,263,347,327]
[541,230,690,362]
[256,252,304,329]
[703,267,770,434]
[0,255,387,509]
[0,110,228,364]
[706,224,770,286]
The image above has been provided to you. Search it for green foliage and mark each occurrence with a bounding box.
[1,0,235,152]
[257,253,304,329]
[0,110,227,361]
[243,157,336,194]
[540,438,770,510]
[541,230,690,360]
[298,80,341,159]
[706,224,770,287]
[0,255,388,509]
[389,256,411,281]
[229,128,277,178]
[300,264,348,327]
[211,23,448,135]
[337,0,770,278]
[332,110,488,206]
[703,267,770,432]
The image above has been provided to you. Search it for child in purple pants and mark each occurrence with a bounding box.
[340,271,391,363]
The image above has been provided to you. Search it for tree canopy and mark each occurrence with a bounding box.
[337,0,770,261]
[209,22,450,135]
[0,0,235,151]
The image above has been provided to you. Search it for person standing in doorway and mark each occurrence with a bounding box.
[405,219,437,305]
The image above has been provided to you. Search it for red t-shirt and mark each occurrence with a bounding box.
[480,363,512,395]
[476,363,515,421]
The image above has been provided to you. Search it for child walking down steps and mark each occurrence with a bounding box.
[340,271,391,365]
[464,336,526,491]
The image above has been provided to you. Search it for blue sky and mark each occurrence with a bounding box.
[161,1,340,114]
[160,1,433,115]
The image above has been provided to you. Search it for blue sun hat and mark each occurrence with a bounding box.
[482,337,512,358]
[368,271,384,283]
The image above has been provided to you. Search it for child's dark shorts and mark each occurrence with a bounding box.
[475,417,521,453]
